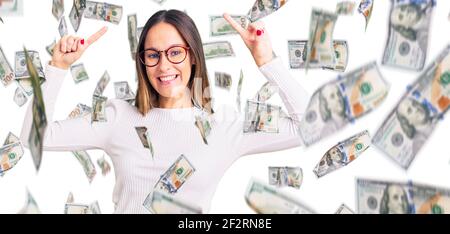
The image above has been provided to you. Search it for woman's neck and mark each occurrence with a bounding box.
[158,95,193,109]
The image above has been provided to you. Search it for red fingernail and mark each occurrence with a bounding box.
[256,30,262,36]
[80,39,85,45]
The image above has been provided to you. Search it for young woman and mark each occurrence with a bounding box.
[20,10,309,213]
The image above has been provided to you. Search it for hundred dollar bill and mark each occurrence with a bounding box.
[69,3,83,32]
[143,190,202,214]
[247,0,288,23]
[92,95,107,122]
[299,62,389,146]
[114,81,135,103]
[154,154,195,194]
[17,189,40,214]
[356,178,450,214]
[84,1,123,25]
[373,45,449,169]
[210,15,247,36]
[24,48,47,171]
[14,86,28,107]
[135,126,155,159]
[254,81,278,102]
[335,203,355,214]
[93,71,110,96]
[15,50,45,96]
[245,178,315,214]
[52,0,64,21]
[244,100,281,133]
[1,45,14,87]
[358,0,374,31]
[194,115,211,145]
[236,69,244,112]
[305,9,338,72]
[214,71,232,90]
[72,151,96,183]
[289,40,349,71]
[127,14,138,60]
[70,63,89,84]
[0,133,24,176]
[268,166,303,189]
[336,1,356,15]
[314,130,370,178]
[97,154,111,176]
[382,0,435,71]
[46,40,56,56]
[66,104,96,182]
[0,0,23,16]
[65,201,101,214]
[58,17,68,37]
[203,41,235,60]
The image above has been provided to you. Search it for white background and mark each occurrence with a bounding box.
[0,0,449,214]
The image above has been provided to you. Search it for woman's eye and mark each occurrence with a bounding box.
[170,50,181,56]
[148,53,159,59]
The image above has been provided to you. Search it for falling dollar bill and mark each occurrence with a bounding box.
[127,14,138,60]
[24,48,47,172]
[84,1,123,25]
[214,71,232,90]
[236,69,244,112]
[268,166,303,189]
[58,17,68,37]
[64,193,101,214]
[154,154,196,194]
[299,62,389,146]
[247,0,288,22]
[373,45,449,169]
[135,126,155,159]
[357,178,450,214]
[335,204,355,214]
[0,132,24,176]
[66,103,96,182]
[52,0,64,21]
[244,100,281,133]
[305,9,338,72]
[0,46,15,87]
[210,15,247,36]
[69,3,83,32]
[17,189,40,214]
[194,115,211,145]
[97,154,111,176]
[92,95,107,122]
[288,40,349,72]
[382,0,435,71]
[143,190,202,214]
[46,40,56,56]
[14,86,28,107]
[15,50,45,96]
[254,81,278,102]
[358,0,374,31]
[0,0,23,16]
[314,130,370,178]
[70,63,89,84]
[245,178,315,214]
[114,81,135,104]
[203,41,235,60]
[93,71,110,96]
[336,1,356,15]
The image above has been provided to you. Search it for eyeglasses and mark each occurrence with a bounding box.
[138,45,190,67]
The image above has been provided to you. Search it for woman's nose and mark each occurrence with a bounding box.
[157,53,172,71]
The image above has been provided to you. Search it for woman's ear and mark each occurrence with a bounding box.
[190,54,196,65]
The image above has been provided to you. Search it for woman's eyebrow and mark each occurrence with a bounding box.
[144,44,187,50]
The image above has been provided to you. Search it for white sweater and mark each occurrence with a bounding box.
[20,57,309,214]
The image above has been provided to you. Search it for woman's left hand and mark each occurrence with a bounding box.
[223,13,274,67]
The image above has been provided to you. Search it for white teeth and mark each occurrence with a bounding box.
[159,75,177,82]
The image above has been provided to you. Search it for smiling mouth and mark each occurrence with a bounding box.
[158,74,180,85]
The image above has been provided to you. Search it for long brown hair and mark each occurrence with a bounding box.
[135,9,213,116]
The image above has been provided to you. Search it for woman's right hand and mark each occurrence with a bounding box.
[51,26,108,70]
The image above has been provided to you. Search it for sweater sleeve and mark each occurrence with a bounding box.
[232,57,310,157]
[20,64,119,152]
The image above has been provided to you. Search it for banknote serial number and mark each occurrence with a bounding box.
[221,218,271,229]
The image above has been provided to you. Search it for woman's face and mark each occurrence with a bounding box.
[144,22,193,101]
